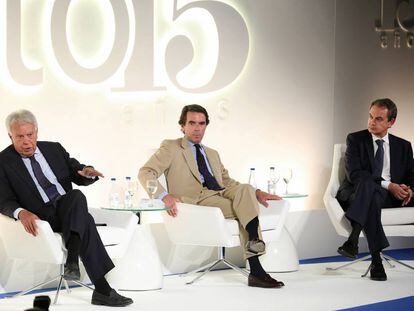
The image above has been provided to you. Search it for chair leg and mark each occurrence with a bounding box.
[7,275,61,299]
[361,262,372,278]
[223,259,250,277]
[381,254,395,268]
[326,254,372,271]
[382,254,414,270]
[71,280,95,291]
[181,260,222,277]
[53,276,64,304]
[186,260,222,285]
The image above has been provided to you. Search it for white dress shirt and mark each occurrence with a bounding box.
[13,147,66,219]
[371,133,391,190]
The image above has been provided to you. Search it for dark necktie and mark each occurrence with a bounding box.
[194,144,223,191]
[373,139,384,181]
[29,156,61,203]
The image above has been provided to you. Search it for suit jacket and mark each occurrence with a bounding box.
[337,129,414,204]
[139,137,239,204]
[0,141,97,219]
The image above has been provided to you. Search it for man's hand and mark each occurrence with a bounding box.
[18,210,39,236]
[77,166,104,178]
[388,183,410,201]
[162,194,181,217]
[256,189,282,207]
[400,184,413,206]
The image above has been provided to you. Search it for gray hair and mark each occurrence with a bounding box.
[5,109,38,133]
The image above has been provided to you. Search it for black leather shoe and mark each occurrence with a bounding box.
[63,262,80,281]
[337,241,358,259]
[248,273,284,288]
[91,289,133,307]
[370,262,387,281]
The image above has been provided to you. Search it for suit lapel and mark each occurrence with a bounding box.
[364,131,375,172]
[7,148,43,202]
[204,147,222,185]
[181,138,202,184]
[389,134,397,179]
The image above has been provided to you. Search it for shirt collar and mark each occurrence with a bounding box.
[371,133,389,145]
[21,147,40,159]
[187,139,203,149]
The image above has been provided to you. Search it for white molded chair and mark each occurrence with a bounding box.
[162,199,297,284]
[0,208,137,304]
[323,144,414,273]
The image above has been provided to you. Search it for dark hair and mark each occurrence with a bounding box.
[370,98,397,121]
[178,104,210,126]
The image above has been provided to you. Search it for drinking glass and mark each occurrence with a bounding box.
[282,168,293,195]
[146,179,158,207]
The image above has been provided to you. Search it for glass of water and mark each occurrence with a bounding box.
[146,179,158,207]
[282,168,293,195]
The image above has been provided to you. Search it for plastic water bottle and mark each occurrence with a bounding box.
[109,178,120,208]
[248,168,257,188]
[267,166,278,195]
[124,176,134,208]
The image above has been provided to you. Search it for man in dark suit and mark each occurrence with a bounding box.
[0,110,132,307]
[336,98,414,281]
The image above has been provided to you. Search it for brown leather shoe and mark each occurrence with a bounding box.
[248,273,285,288]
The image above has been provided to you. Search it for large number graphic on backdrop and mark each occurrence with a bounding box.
[3,0,250,94]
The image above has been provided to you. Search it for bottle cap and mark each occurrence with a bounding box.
[111,177,116,181]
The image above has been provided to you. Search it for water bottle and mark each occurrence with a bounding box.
[124,176,134,208]
[109,177,120,208]
[248,168,257,188]
[267,166,277,195]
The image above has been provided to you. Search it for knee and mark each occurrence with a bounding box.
[239,184,256,195]
[356,176,378,190]
[65,189,88,210]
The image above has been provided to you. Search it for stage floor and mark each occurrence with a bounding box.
[1,254,413,311]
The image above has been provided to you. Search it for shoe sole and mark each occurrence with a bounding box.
[370,276,387,281]
[337,248,357,259]
[91,300,133,307]
[248,283,284,289]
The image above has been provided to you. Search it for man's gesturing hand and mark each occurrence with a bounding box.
[18,210,39,236]
[78,166,104,178]
[162,194,181,217]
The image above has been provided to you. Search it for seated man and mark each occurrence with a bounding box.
[0,110,133,307]
[336,98,414,281]
[139,104,284,288]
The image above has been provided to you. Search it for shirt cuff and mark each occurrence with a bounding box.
[382,180,391,190]
[13,208,24,220]
[157,191,168,201]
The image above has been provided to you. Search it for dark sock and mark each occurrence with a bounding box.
[94,277,112,296]
[246,217,259,241]
[248,255,267,278]
[348,221,362,246]
[371,251,381,264]
[66,232,81,265]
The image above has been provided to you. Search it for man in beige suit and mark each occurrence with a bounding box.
[139,104,284,288]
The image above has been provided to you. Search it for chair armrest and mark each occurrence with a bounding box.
[0,214,64,264]
[162,203,237,247]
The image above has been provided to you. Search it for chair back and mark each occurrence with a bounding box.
[323,144,352,237]
[162,203,239,247]
[0,215,65,264]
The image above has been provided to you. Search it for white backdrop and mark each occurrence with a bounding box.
[0,0,336,209]
[1,0,413,211]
